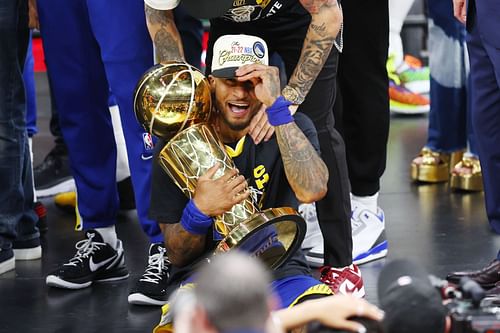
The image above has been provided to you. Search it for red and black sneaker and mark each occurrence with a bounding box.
[319,264,365,298]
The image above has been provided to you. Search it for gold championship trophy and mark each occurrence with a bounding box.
[134,62,306,269]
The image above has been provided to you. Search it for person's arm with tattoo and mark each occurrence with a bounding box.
[283,0,342,105]
[160,165,250,267]
[160,223,207,267]
[144,4,185,63]
[236,64,328,203]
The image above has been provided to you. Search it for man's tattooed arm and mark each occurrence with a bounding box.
[275,123,329,203]
[160,223,206,267]
[286,0,342,101]
[145,4,184,63]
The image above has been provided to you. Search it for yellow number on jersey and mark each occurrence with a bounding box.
[254,165,269,190]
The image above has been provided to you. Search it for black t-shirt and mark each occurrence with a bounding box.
[219,0,295,22]
[149,112,321,281]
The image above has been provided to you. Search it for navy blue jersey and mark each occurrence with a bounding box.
[149,112,321,280]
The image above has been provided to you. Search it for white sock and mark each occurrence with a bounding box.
[95,226,118,249]
[351,193,378,214]
[388,0,416,68]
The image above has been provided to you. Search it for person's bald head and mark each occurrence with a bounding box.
[195,251,272,332]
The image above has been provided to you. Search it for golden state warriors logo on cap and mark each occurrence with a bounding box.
[212,34,269,78]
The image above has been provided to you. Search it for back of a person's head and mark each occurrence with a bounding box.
[378,259,447,333]
[195,251,272,332]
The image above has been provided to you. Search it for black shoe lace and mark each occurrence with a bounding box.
[140,247,170,284]
[64,234,104,267]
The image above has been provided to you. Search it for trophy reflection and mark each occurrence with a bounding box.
[134,62,306,269]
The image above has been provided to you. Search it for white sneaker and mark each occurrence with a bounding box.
[352,207,388,265]
[298,203,323,250]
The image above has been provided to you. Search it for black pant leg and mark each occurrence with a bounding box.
[266,6,352,267]
[337,0,390,196]
[293,49,352,267]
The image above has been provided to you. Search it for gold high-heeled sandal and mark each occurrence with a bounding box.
[450,155,483,191]
[410,147,463,183]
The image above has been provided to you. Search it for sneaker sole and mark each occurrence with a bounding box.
[13,246,42,260]
[46,272,129,289]
[46,275,93,289]
[307,243,388,268]
[0,256,15,275]
[390,105,430,114]
[128,293,168,306]
[353,241,388,266]
[36,179,75,198]
[390,99,430,114]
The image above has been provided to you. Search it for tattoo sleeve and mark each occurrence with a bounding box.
[145,4,184,63]
[288,0,342,100]
[163,223,207,267]
[275,122,329,203]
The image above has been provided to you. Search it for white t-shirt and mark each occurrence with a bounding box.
[144,0,288,22]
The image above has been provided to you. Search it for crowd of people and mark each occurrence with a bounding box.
[1,0,499,332]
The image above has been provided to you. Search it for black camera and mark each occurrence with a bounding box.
[431,276,500,333]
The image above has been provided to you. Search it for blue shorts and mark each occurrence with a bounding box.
[271,274,333,308]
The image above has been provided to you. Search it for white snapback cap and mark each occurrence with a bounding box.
[211,34,269,78]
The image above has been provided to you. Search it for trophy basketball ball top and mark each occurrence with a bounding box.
[133,35,306,269]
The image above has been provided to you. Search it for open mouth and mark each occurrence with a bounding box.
[228,102,250,115]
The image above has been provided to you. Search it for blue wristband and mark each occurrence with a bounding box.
[180,199,213,235]
[266,96,294,126]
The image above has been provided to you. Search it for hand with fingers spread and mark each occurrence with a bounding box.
[193,163,250,216]
[235,64,281,107]
[274,294,384,332]
[308,295,384,331]
[249,104,275,144]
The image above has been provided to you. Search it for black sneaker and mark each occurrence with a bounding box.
[34,201,48,233]
[128,243,171,306]
[13,237,42,260]
[46,230,129,289]
[34,147,74,197]
[0,248,15,275]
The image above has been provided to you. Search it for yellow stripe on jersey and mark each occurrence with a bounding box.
[224,136,246,158]
[288,283,334,308]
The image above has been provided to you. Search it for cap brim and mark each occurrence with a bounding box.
[211,67,239,78]
[181,0,233,19]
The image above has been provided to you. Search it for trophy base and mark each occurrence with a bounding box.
[213,207,306,269]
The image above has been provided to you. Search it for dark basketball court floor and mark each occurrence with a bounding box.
[1,72,499,332]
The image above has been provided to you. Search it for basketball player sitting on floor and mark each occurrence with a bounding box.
[148,34,349,331]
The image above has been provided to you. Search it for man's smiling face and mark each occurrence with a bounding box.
[210,76,262,132]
